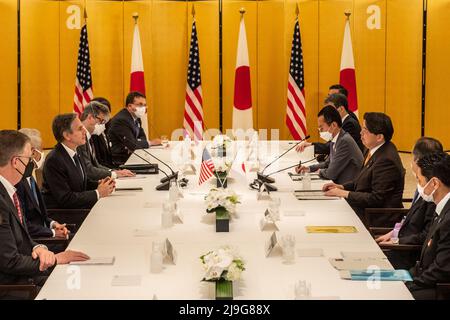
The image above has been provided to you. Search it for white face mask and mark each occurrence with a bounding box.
[33,149,45,169]
[134,106,146,118]
[319,130,333,142]
[93,123,106,136]
[417,179,436,203]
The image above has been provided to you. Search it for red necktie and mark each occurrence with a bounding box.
[12,192,24,224]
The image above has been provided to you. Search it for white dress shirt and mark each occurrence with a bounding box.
[436,191,450,217]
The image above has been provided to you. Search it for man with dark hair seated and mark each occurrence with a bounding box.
[376,137,443,269]
[406,152,450,300]
[295,106,363,185]
[322,112,405,219]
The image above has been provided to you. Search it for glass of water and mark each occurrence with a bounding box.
[268,197,281,221]
[161,135,169,148]
[281,234,296,264]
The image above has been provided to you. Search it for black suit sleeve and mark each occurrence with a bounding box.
[44,155,98,209]
[110,117,149,152]
[400,204,436,245]
[25,221,53,238]
[313,142,330,155]
[414,218,450,287]
[0,209,41,276]
[346,157,402,208]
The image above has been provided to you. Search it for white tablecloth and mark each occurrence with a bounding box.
[36,141,413,300]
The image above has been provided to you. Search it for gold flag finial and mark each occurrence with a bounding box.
[83,7,88,20]
[344,11,351,19]
[192,4,196,17]
[132,12,139,24]
[239,7,246,16]
[295,3,299,16]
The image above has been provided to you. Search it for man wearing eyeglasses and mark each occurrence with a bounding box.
[78,101,135,181]
[108,91,161,165]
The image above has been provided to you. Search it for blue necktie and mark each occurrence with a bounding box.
[30,177,39,205]
[134,120,140,138]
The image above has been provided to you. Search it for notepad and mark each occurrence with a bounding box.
[306,226,358,233]
[115,187,143,191]
[294,190,340,200]
[339,269,412,281]
[111,275,142,286]
[329,257,393,271]
[70,257,115,265]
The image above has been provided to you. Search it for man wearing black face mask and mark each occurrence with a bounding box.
[15,128,69,240]
[0,130,89,299]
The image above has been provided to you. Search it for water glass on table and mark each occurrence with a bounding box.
[294,280,311,299]
[281,234,296,264]
[161,135,169,148]
[268,196,281,221]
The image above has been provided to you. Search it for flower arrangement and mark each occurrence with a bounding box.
[212,134,232,148]
[200,246,245,282]
[205,188,240,216]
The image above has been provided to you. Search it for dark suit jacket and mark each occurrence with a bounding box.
[90,131,115,169]
[399,198,436,245]
[411,199,450,288]
[41,143,98,209]
[0,182,50,285]
[78,137,112,181]
[313,113,365,155]
[343,141,405,218]
[308,130,364,185]
[108,108,149,165]
[385,198,436,270]
[15,177,53,238]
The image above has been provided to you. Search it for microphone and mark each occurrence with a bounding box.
[141,149,179,184]
[250,157,317,193]
[258,135,310,183]
[126,149,172,191]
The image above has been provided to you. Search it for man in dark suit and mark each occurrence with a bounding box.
[78,101,134,181]
[375,137,443,269]
[296,106,363,185]
[15,128,68,239]
[108,91,161,165]
[323,112,405,219]
[0,130,88,299]
[406,152,450,300]
[296,93,364,155]
[41,114,115,209]
[90,97,115,169]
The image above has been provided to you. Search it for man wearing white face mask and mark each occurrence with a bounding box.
[15,128,69,240]
[296,106,363,184]
[406,152,450,300]
[78,101,135,181]
[108,91,162,165]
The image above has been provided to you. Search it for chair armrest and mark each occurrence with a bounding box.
[379,243,422,252]
[437,283,450,300]
[0,284,38,299]
[402,198,413,203]
[47,209,90,233]
[369,227,392,237]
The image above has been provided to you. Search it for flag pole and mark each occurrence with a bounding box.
[83,2,88,22]
[239,7,246,17]
[295,3,299,17]
[344,11,351,20]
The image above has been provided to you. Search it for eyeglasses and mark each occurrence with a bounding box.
[95,116,107,125]
[14,155,34,166]
[134,104,147,108]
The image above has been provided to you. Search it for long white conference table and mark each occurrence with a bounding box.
[37,141,413,300]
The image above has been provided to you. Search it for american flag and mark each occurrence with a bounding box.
[73,24,93,116]
[183,20,204,142]
[285,18,307,140]
[198,148,215,185]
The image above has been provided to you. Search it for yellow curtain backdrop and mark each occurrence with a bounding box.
[9,0,444,149]
[0,0,17,130]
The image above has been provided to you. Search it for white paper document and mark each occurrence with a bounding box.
[70,257,115,265]
[111,275,142,286]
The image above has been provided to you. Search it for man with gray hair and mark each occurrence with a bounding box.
[78,101,134,181]
[42,113,115,209]
[15,128,69,239]
[0,130,89,298]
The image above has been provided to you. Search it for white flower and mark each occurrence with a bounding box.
[200,246,245,281]
[225,262,242,281]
